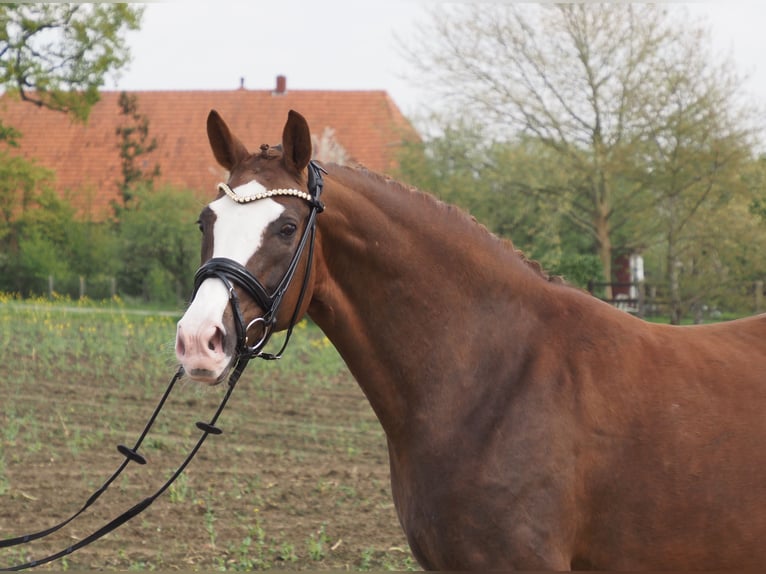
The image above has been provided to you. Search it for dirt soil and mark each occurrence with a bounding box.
[0,361,418,570]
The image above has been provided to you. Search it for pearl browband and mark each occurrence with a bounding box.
[217,182,315,204]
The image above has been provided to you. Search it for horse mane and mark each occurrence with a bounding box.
[326,163,565,285]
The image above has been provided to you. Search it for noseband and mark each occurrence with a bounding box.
[191,160,326,362]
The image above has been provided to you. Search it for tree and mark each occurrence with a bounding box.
[405,4,754,300]
[0,151,53,247]
[0,4,142,296]
[117,184,201,303]
[396,117,602,287]
[639,51,756,322]
[115,91,160,207]
[0,4,142,121]
[642,172,766,321]
[748,156,766,223]
[0,150,55,292]
[11,188,77,293]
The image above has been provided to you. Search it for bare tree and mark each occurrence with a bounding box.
[405,4,753,295]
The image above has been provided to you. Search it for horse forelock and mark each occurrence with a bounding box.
[258,143,283,159]
[226,145,293,190]
[327,164,564,285]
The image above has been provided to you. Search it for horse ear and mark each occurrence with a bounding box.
[207,110,249,171]
[282,110,312,175]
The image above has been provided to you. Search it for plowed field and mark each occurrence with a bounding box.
[0,299,417,570]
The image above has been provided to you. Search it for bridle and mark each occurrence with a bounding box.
[0,162,326,571]
[192,160,326,361]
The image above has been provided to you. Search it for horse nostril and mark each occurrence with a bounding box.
[176,331,186,357]
[208,327,224,355]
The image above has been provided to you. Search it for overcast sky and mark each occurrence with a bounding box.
[113,2,766,120]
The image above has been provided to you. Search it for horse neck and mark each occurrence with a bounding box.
[307,167,551,439]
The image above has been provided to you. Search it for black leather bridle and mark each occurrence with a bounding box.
[191,160,325,362]
[0,162,326,571]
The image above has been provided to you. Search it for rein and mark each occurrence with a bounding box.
[0,363,243,571]
[0,162,326,570]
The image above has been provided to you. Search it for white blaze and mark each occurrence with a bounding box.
[210,185,286,263]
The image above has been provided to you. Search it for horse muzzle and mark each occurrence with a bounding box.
[175,278,238,384]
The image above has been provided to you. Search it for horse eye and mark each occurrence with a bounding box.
[280,223,297,237]
[196,219,203,233]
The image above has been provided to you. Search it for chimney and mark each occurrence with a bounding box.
[274,75,287,95]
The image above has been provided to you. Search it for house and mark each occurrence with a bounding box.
[0,76,419,217]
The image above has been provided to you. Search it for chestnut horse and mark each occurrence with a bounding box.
[176,109,766,570]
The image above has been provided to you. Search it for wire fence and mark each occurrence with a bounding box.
[33,275,118,301]
[16,274,766,320]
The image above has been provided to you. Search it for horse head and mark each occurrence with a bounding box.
[175,110,322,384]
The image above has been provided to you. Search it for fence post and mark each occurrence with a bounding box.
[48,275,54,299]
[756,280,764,314]
[110,277,116,298]
[79,276,85,300]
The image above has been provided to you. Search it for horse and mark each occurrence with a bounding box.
[175,109,766,570]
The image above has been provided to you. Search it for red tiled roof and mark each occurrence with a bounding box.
[0,87,419,217]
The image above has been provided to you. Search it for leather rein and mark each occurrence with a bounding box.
[0,162,326,570]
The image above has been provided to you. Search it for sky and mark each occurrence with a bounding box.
[114,2,429,116]
[113,2,766,121]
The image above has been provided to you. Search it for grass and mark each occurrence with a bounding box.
[0,295,416,571]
